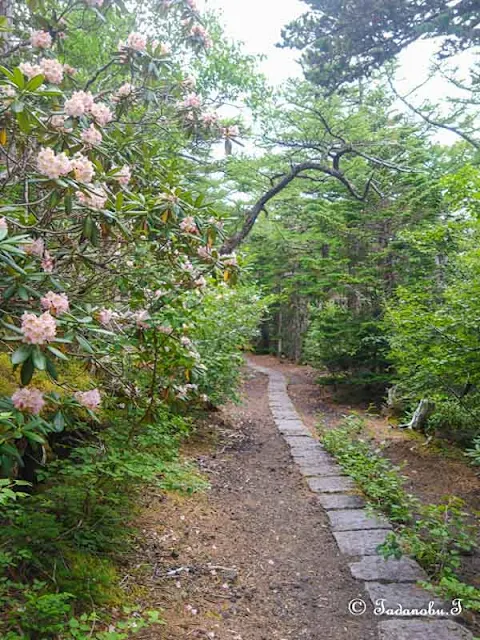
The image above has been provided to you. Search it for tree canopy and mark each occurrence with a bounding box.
[280,0,480,92]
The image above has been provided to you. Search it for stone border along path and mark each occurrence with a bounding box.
[248,361,473,640]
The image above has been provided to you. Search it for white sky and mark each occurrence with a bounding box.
[200,0,475,146]
[201,0,304,83]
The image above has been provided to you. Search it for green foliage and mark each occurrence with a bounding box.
[321,415,479,610]
[280,0,480,92]
[304,304,390,381]
[385,165,480,441]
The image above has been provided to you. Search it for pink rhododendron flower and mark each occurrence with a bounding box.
[75,388,101,411]
[180,93,201,109]
[150,40,170,55]
[113,82,134,101]
[125,32,147,51]
[115,165,131,185]
[157,325,173,335]
[223,253,238,267]
[12,387,45,414]
[182,75,196,90]
[197,246,212,260]
[31,30,52,49]
[0,217,7,231]
[76,183,108,210]
[98,308,113,326]
[64,64,76,76]
[21,311,57,344]
[40,58,64,84]
[180,216,198,234]
[24,237,45,257]
[190,25,212,48]
[181,336,192,347]
[202,111,218,126]
[134,310,150,328]
[180,260,194,273]
[223,125,240,138]
[50,114,66,130]
[41,251,54,273]
[37,147,72,179]
[40,291,69,316]
[90,102,113,125]
[71,154,95,183]
[19,62,42,80]
[64,90,94,117]
[81,124,102,146]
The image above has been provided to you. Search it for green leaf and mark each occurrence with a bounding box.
[32,348,47,370]
[47,345,68,361]
[16,110,31,134]
[25,74,44,92]
[11,345,32,365]
[46,358,58,380]
[76,335,94,353]
[12,67,25,89]
[53,411,65,432]
[0,66,15,82]
[20,357,34,385]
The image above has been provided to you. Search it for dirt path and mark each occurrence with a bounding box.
[247,354,480,597]
[132,366,377,639]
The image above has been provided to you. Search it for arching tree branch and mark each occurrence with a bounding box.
[220,160,375,254]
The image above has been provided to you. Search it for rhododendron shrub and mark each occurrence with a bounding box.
[0,0,251,477]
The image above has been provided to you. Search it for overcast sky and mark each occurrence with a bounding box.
[199,0,473,146]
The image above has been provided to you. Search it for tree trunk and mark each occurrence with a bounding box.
[400,399,435,431]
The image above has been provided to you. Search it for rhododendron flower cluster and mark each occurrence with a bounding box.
[31,30,52,49]
[19,62,42,80]
[50,114,66,130]
[190,24,212,48]
[12,387,45,414]
[40,291,70,316]
[75,388,101,411]
[71,154,95,183]
[21,311,57,344]
[20,59,64,84]
[37,147,72,179]
[202,112,218,126]
[81,124,102,146]
[65,90,95,117]
[134,310,150,328]
[180,216,198,234]
[90,102,113,126]
[113,82,134,102]
[76,184,108,210]
[223,125,240,138]
[120,32,147,52]
[115,165,131,185]
[98,309,113,326]
[180,93,201,109]
[223,254,238,267]
[41,251,54,273]
[24,237,44,257]
[40,58,64,84]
